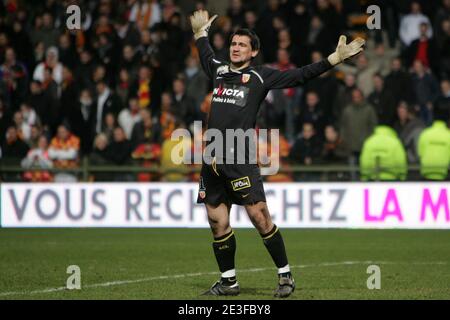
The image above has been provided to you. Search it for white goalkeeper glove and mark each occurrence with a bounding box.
[327,35,365,66]
[190,10,218,40]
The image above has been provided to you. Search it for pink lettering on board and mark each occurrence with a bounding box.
[364,189,379,221]
[420,189,449,222]
[364,188,403,222]
[380,189,403,222]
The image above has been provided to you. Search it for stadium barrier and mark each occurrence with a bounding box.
[0,157,449,182]
[1,181,448,229]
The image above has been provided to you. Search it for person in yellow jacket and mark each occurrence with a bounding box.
[160,124,191,182]
[360,125,408,180]
[417,107,450,180]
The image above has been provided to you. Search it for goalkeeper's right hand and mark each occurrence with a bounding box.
[190,10,218,40]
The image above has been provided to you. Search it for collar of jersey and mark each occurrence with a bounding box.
[228,64,253,74]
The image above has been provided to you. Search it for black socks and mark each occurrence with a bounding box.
[261,225,289,269]
[212,230,236,283]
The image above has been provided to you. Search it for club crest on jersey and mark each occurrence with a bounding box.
[217,65,229,76]
[241,73,251,83]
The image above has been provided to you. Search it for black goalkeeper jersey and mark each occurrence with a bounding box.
[196,37,333,163]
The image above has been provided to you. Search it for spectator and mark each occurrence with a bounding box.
[340,89,377,177]
[171,77,200,130]
[384,57,415,105]
[438,18,450,79]
[102,112,118,143]
[360,125,407,181]
[289,122,322,181]
[128,0,162,30]
[411,59,440,125]
[119,44,138,75]
[131,108,161,148]
[159,92,178,140]
[321,125,347,164]
[118,97,142,140]
[28,80,51,131]
[21,135,53,182]
[9,18,34,72]
[304,50,340,124]
[0,100,12,146]
[298,91,326,137]
[33,46,63,85]
[404,22,439,74]
[48,124,80,182]
[368,73,397,126]
[75,49,96,91]
[1,125,30,164]
[332,73,357,121]
[105,126,133,166]
[267,48,298,141]
[58,33,78,69]
[336,53,380,97]
[116,68,132,106]
[136,29,159,67]
[60,66,80,127]
[435,79,450,125]
[130,65,161,114]
[393,101,425,165]
[184,54,209,114]
[12,110,31,142]
[276,29,301,67]
[0,47,29,111]
[399,1,433,47]
[28,124,43,148]
[418,106,450,180]
[211,32,229,62]
[306,15,334,59]
[160,122,190,182]
[93,80,123,135]
[89,133,111,181]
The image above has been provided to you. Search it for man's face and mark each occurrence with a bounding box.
[303,123,314,140]
[5,49,15,63]
[306,92,319,107]
[397,104,408,121]
[57,126,69,140]
[229,35,257,66]
[352,89,364,104]
[113,128,125,142]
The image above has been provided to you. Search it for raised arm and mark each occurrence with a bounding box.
[190,10,219,79]
[262,35,365,90]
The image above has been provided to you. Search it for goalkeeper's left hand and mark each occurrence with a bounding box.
[327,35,365,66]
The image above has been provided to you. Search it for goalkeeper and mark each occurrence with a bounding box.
[190,10,364,297]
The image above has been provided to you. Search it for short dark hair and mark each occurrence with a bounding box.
[229,28,260,51]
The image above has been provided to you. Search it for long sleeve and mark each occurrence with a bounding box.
[195,37,222,79]
[260,59,333,90]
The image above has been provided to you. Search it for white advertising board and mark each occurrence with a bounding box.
[0,183,448,228]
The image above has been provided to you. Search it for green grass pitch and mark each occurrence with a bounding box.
[0,228,449,299]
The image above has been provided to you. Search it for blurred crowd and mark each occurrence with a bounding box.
[0,0,449,182]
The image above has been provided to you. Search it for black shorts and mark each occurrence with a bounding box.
[197,160,266,206]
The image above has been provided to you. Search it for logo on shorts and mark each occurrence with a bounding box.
[199,176,206,199]
[231,176,251,191]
